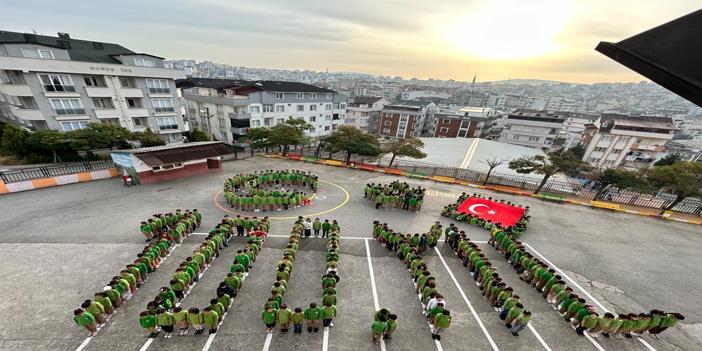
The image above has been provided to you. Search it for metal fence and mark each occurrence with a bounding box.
[293,148,702,215]
[0,160,115,183]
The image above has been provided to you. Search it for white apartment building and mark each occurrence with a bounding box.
[499,109,567,150]
[581,114,676,169]
[344,96,390,132]
[0,31,186,143]
[561,112,599,148]
[400,90,451,101]
[178,79,347,144]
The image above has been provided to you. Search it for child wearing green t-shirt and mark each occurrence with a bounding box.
[187,307,204,335]
[384,314,397,340]
[138,310,157,338]
[292,307,304,334]
[74,308,97,336]
[371,315,388,344]
[262,306,278,333]
[431,310,451,340]
[172,307,189,336]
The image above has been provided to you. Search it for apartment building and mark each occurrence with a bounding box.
[378,102,437,139]
[561,112,599,148]
[581,114,676,169]
[178,78,347,144]
[0,31,186,143]
[499,109,567,150]
[432,106,497,138]
[344,96,390,132]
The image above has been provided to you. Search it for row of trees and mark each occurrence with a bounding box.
[244,120,428,165]
[503,147,701,213]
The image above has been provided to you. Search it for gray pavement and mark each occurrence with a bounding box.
[0,156,700,351]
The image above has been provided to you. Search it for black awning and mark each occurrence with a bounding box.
[595,9,702,108]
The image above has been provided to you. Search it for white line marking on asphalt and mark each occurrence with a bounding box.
[323,326,330,351]
[138,339,153,351]
[526,324,553,351]
[433,247,500,351]
[261,332,273,351]
[73,239,186,351]
[585,333,606,351]
[204,263,253,351]
[364,239,386,351]
[525,243,656,351]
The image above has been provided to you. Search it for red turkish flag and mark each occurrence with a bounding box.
[456,197,525,227]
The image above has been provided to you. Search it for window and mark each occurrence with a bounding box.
[216,104,225,117]
[325,94,332,100]
[309,116,316,122]
[310,104,317,111]
[60,121,88,131]
[126,98,142,108]
[0,70,26,84]
[440,127,449,133]
[296,105,304,112]
[92,97,114,109]
[166,133,180,143]
[101,118,119,126]
[384,120,391,126]
[399,122,407,129]
[119,77,136,88]
[400,115,408,122]
[84,76,106,87]
[588,157,600,163]
[39,74,75,92]
[263,104,274,113]
[146,79,170,93]
[50,98,84,115]
[277,118,285,124]
[251,120,261,127]
[310,93,317,99]
[275,105,285,113]
[382,128,391,133]
[22,48,54,59]
[326,115,332,121]
[275,93,285,100]
[594,147,607,152]
[528,136,539,142]
[325,126,331,131]
[511,135,520,140]
[157,116,179,130]
[249,105,261,114]
[611,149,622,154]
[218,117,225,128]
[600,135,614,142]
[10,96,37,109]
[264,118,273,126]
[151,98,174,113]
[325,104,332,111]
[133,117,147,127]
[134,58,155,67]
[604,160,615,166]
[297,93,305,99]
[340,103,346,109]
[219,131,228,142]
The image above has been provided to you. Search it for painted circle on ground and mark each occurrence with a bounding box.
[315,195,327,200]
[213,179,350,220]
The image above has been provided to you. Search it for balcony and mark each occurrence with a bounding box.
[0,84,32,96]
[126,108,149,117]
[630,144,663,152]
[85,87,113,97]
[120,88,144,98]
[158,124,180,132]
[11,108,44,120]
[55,108,86,116]
[94,109,121,119]
[154,107,175,113]
[229,112,251,120]
[44,84,76,92]
[231,127,249,135]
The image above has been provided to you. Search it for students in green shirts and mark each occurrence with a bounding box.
[74,308,97,336]
[187,307,205,335]
[322,302,337,328]
[156,308,175,339]
[313,218,322,237]
[509,311,531,337]
[262,306,278,333]
[383,314,397,340]
[277,304,293,333]
[304,303,323,333]
[431,310,451,340]
[371,316,388,344]
[202,307,219,334]
[292,307,305,334]
[139,310,158,338]
[172,306,189,336]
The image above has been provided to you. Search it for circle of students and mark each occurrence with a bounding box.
[372,221,451,341]
[364,181,425,212]
[73,210,202,336]
[261,217,341,335]
[224,170,318,212]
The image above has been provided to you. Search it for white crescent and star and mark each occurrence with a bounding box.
[468,204,497,215]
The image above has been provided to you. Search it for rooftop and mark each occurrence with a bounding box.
[349,96,384,106]
[176,78,337,94]
[113,141,233,167]
[0,30,159,64]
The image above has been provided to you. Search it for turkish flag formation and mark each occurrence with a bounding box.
[456,197,525,228]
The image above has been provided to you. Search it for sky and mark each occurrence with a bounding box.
[3,0,700,83]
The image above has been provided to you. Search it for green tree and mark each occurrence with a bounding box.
[508,147,589,194]
[132,128,165,147]
[325,125,382,165]
[647,161,702,214]
[1,124,29,158]
[480,156,508,186]
[384,138,427,167]
[26,130,74,163]
[69,123,132,149]
[590,168,649,200]
[244,127,272,155]
[568,143,587,159]
[653,153,682,167]
[269,124,305,156]
[182,128,210,142]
